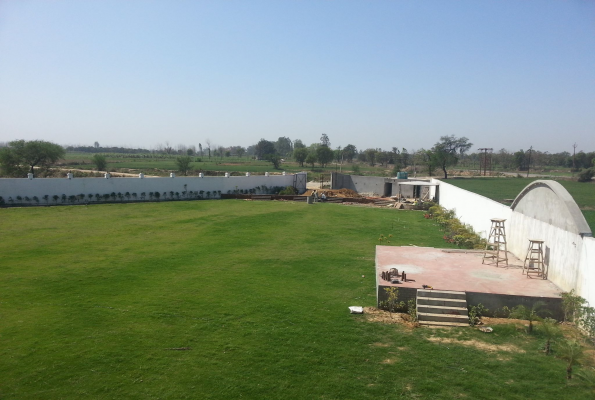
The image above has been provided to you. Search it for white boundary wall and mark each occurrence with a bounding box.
[0,173,305,202]
[433,179,595,306]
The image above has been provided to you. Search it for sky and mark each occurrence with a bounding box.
[0,0,594,154]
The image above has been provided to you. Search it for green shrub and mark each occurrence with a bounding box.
[279,186,297,195]
[578,168,594,182]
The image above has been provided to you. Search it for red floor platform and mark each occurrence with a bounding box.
[375,246,562,298]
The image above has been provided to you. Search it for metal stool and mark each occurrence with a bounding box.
[483,218,508,267]
[523,239,545,278]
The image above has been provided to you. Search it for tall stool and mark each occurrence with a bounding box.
[523,239,545,278]
[482,218,508,267]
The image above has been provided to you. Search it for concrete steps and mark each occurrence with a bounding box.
[416,289,469,327]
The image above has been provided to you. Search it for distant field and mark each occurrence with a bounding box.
[61,152,393,177]
[444,177,595,232]
[2,201,592,399]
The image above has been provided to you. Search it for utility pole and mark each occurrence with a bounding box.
[572,143,578,171]
[526,146,533,178]
[478,148,493,176]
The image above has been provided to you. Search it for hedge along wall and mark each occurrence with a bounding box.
[0,172,307,204]
[432,178,595,307]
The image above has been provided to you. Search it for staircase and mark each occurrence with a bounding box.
[416,289,469,327]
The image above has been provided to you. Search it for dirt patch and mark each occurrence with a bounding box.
[381,358,397,364]
[303,188,362,198]
[426,337,525,353]
[363,307,418,328]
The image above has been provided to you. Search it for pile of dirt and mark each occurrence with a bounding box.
[302,188,362,198]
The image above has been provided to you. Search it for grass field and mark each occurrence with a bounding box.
[1,201,593,399]
[444,178,595,233]
[61,152,393,177]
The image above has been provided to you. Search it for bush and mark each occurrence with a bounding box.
[426,204,486,249]
[279,186,297,195]
[578,168,594,182]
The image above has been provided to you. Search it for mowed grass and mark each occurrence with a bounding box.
[444,177,595,232]
[0,201,592,399]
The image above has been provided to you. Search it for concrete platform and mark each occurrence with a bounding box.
[376,246,562,297]
[375,246,564,318]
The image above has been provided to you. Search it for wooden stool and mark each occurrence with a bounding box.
[482,218,508,267]
[523,239,545,278]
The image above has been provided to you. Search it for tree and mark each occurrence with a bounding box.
[205,139,212,159]
[343,144,357,163]
[432,136,473,179]
[539,318,560,355]
[316,145,334,168]
[176,156,193,176]
[334,147,343,163]
[320,133,330,147]
[199,143,203,157]
[401,148,410,168]
[91,154,107,171]
[364,148,377,166]
[419,149,436,175]
[0,140,65,177]
[236,147,246,159]
[275,137,293,156]
[557,339,584,380]
[293,147,309,167]
[376,150,389,167]
[514,150,526,171]
[255,139,276,160]
[509,301,547,333]
[293,139,306,149]
[94,141,100,148]
[305,153,317,169]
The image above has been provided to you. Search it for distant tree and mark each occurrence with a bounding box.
[419,149,436,175]
[0,140,65,177]
[401,148,410,168]
[293,139,306,149]
[176,156,193,176]
[163,141,174,154]
[293,147,309,167]
[514,150,526,171]
[320,133,331,147]
[236,147,246,159]
[376,150,390,167]
[343,144,357,163]
[432,136,473,179]
[255,139,276,160]
[94,141,100,148]
[91,154,107,171]
[364,148,377,166]
[199,143,203,157]
[187,148,194,156]
[334,147,343,163]
[305,153,317,169]
[275,137,293,156]
[225,150,231,157]
[316,146,334,168]
[206,139,212,159]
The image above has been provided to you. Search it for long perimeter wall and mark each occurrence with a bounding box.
[0,173,306,203]
[433,178,595,306]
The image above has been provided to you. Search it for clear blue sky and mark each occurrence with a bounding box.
[1,0,594,153]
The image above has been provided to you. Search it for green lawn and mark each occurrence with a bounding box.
[1,201,592,399]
